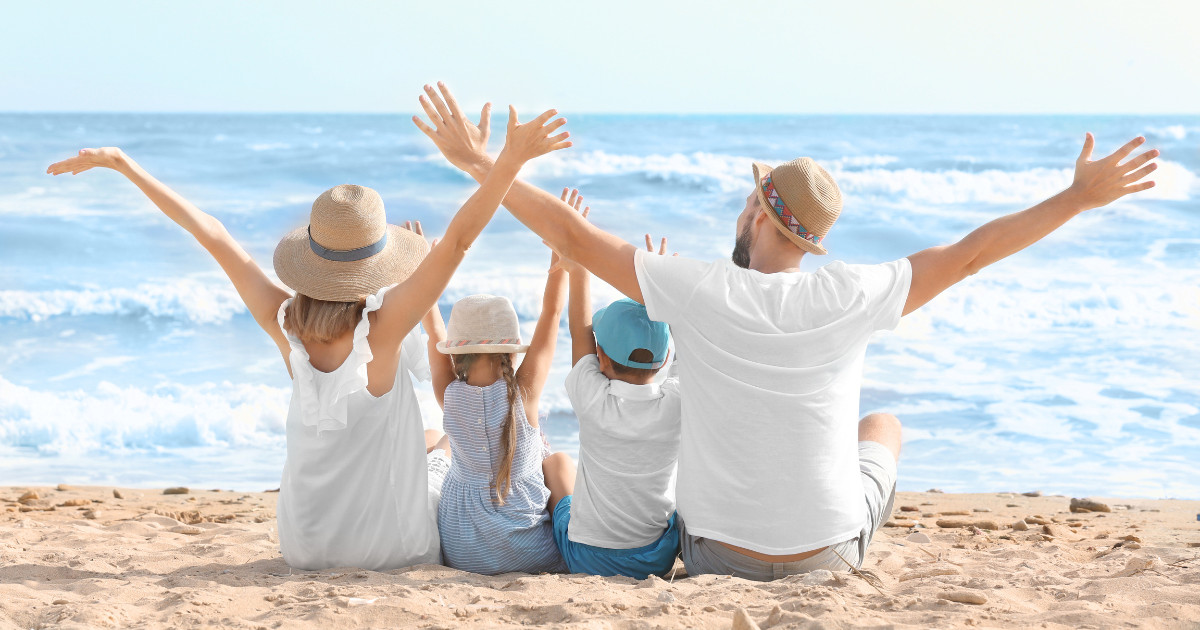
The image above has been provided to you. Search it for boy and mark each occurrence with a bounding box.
[552,218,682,579]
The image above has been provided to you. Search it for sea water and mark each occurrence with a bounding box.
[0,113,1197,497]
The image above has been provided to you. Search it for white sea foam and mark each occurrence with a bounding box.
[0,279,248,323]
[491,149,1196,203]
[0,376,290,454]
[1146,124,1188,140]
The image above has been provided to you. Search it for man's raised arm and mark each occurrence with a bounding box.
[412,82,646,304]
[904,133,1159,315]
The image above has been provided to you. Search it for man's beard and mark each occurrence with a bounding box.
[731,223,752,269]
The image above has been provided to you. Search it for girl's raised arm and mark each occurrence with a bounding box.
[423,295,455,409]
[516,248,568,429]
[47,148,293,358]
[371,87,570,360]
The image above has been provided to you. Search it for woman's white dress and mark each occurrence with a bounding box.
[274,285,445,571]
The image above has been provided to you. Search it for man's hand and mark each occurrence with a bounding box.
[1066,133,1159,211]
[904,133,1160,316]
[412,82,492,171]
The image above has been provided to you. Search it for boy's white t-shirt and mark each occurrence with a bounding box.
[634,250,911,555]
[565,354,682,549]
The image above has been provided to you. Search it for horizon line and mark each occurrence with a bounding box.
[3,110,1198,117]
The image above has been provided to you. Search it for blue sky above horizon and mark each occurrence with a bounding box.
[2,0,1197,115]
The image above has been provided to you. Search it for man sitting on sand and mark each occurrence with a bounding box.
[412,82,1159,580]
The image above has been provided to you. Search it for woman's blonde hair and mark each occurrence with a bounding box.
[451,353,522,506]
[283,294,366,344]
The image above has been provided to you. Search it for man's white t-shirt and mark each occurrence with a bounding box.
[633,250,911,555]
[564,355,681,549]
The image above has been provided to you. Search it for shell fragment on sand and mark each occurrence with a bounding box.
[163,487,190,495]
[937,519,999,530]
[1071,498,1112,513]
[940,590,988,605]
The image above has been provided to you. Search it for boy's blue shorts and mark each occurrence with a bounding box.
[552,495,681,579]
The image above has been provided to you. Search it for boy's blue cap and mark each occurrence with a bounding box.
[592,298,670,369]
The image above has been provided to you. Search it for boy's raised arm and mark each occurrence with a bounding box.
[413,83,645,305]
[550,189,598,366]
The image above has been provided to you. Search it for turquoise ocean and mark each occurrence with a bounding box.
[1,113,1197,497]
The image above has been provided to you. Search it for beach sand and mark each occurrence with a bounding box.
[1,486,1197,629]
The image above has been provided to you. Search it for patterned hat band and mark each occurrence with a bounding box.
[760,174,824,245]
[448,338,521,348]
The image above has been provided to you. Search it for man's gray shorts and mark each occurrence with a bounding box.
[679,440,897,581]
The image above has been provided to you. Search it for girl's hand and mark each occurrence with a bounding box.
[46,147,129,175]
[548,188,590,274]
[402,220,439,255]
[497,106,571,165]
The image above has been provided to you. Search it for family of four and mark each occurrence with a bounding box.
[47,83,1159,582]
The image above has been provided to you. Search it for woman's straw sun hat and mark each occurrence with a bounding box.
[437,294,530,355]
[752,158,843,256]
[273,184,428,302]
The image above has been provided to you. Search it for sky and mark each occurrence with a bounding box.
[1,0,1197,114]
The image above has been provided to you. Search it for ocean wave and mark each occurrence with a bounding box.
[501,150,1195,203]
[1146,125,1189,141]
[0,279,249,323]
[0,374,447,455]
[0,376,290,454]
[898,267,1200,334]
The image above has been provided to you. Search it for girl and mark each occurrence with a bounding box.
[46,86,571,571]
[428,247,577,575]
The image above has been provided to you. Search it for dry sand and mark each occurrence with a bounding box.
[1,486,1197,629]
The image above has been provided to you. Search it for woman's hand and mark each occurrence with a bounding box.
[46,147,129,176]
[548,188,590,274]
[496,106,571,166]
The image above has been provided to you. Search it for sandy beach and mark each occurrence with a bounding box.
[0,486,1196,629]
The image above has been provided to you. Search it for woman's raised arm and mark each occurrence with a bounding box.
[47,148,292,355]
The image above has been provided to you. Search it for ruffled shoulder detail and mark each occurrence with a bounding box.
[278,285,398,434]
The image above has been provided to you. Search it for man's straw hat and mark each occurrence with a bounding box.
[273,185,428,302]
[437,294,530,354]
[752,158,843,255]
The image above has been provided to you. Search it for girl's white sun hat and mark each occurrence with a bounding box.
[273,184,428,302]
[437,294,529,354]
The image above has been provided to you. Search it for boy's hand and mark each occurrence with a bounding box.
[47,147,129,175]
[497,106,571,165]
[548,188,590,274]
[1065,133,1159,212]
[644,233,679,257]
[413,82,492,172]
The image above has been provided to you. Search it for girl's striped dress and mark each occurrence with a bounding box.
[437,379,567,575]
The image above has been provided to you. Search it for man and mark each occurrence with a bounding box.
[412,82,1159,580]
